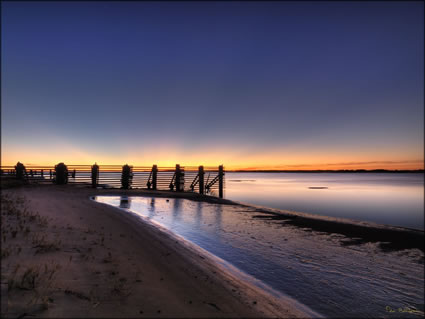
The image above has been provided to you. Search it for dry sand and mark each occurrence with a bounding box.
[1,183,310,318]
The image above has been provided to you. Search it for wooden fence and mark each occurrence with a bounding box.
[1,164,225,198]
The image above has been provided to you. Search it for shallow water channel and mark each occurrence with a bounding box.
[94,196,424,318]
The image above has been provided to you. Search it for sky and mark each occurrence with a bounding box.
[1,1,424,170]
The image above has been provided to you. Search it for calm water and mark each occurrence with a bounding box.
[225,172,424,230]
[94,196,424,318]
[68,171,424,229]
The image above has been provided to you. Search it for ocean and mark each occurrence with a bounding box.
[224,172,424,230]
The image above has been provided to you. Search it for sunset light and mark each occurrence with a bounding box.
[1,2,423,318]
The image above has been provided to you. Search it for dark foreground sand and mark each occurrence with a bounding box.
[1,183,310,318]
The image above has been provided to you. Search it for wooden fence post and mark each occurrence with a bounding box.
[91,163,99,188]
[199,165,204,195]
[152,165,158,190]
[15,162,26,180]
[175,164,181,192]
[121,164,132,189]
[218,165,224,198]
[55,163,68,185]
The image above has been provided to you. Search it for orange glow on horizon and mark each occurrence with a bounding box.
[2,142,423,171]
[230,162,424,171]
[1,157,423,171]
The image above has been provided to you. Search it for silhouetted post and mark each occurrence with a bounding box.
[169,173,175,191]
[55,163,68,185]
[91,163,99,188]
[121,164,132,189]
[218,165,224,198]
[72,169,76,178]
[147,171,152,189]
[30,169,34,177]
[50,169,52,179]
[15,162,26,180]
[199,165,205,195]
[152,165,158,190]
[41,169,44,178]
[175,164,182,192]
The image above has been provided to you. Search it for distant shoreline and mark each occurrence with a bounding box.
[228,169,424,173]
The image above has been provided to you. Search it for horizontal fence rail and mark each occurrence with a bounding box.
[1,163,225,198]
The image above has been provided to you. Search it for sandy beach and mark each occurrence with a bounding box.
[1,182,309,318]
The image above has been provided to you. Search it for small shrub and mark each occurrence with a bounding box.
[1,248,10,259]
[20,267,40,290]
[32,234,60,254]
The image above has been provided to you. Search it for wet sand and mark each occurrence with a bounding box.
[1,183,310,318]
[249,207,424,252]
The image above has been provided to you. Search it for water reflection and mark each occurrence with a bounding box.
[213,204,223,235]
[148,198,156,219]
[119,196,131,209]
[149,198,155,211]
[172,198,182,228]
[225,173,424,230]
[94,195,424,319]
[195,201,203,229]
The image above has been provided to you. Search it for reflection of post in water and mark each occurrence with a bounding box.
[149,198,156,211]
[195,201,203,228]
[214,204,223,232]
[171,198,182,226]
[119,196,131,209]
[148,198,156,219]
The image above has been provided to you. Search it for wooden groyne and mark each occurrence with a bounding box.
[1,163,225,198]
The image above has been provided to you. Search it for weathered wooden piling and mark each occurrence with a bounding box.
[55,163,68,185]
[91,163,99,188]
[152,165,158,190]
[121,164,132,189]
[169,173,175,190]
[147,165,158,189]
[175,164,184,192]
[199,165,205,194]
[15,162,26,180]
[218,165,224,198]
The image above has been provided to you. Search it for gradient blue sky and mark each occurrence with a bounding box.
[1,1,424,169]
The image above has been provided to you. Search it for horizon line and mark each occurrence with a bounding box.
[0,164,423,173]
[1,159,424,171]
